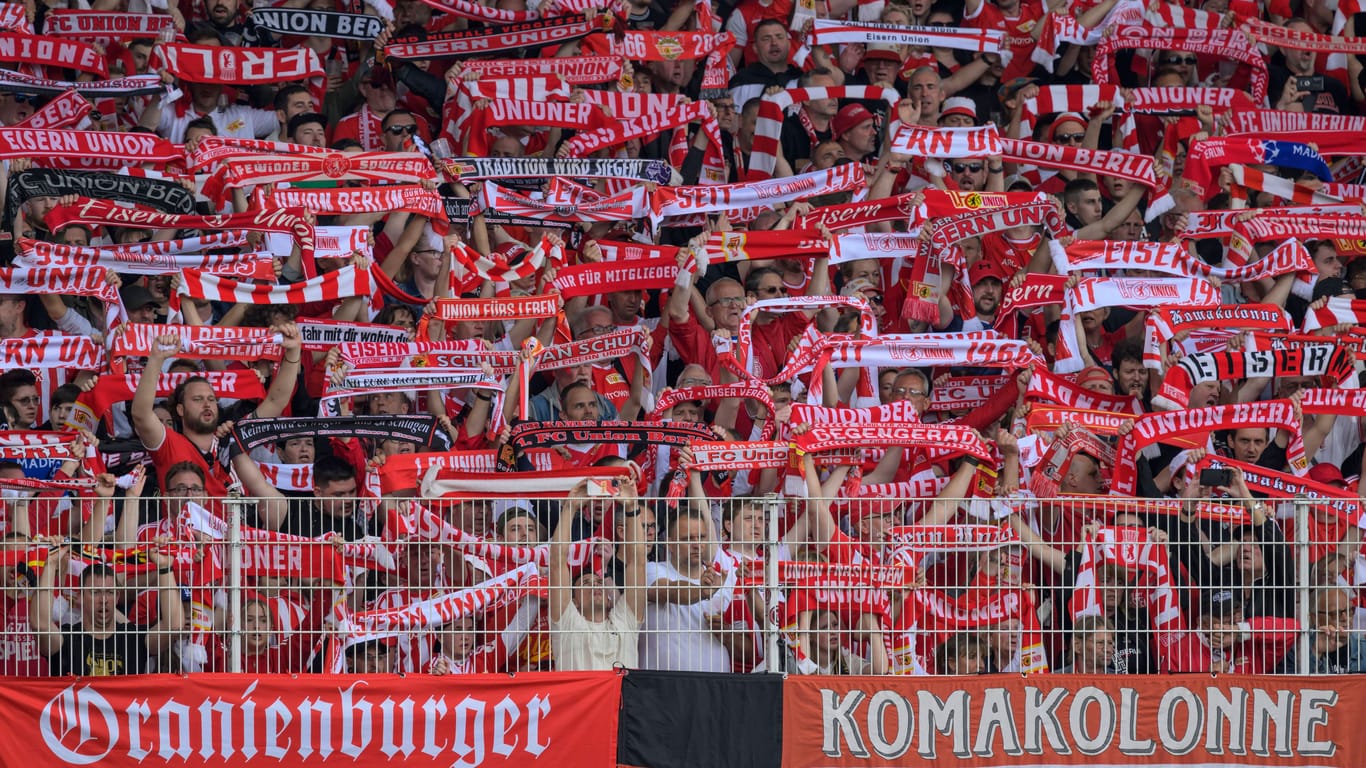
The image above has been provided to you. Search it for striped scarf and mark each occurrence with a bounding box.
[748,85,898,180]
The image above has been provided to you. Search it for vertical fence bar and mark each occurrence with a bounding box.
[1294,495,1311,676]
[227,492,244,674]
[764,492,781,673]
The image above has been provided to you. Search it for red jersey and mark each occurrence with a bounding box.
[0,593,47,676]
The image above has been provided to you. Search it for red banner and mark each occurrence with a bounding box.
[784,675,1361,767]
[3,672,621,766]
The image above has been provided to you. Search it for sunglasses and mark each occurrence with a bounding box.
[385,124,418,135]
[864,293,884,305]
[1162,55,1198,65]
[1055,131,1085,143]
[950,162,984,173]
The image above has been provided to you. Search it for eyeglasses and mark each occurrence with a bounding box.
[679,377,712,387]
[758,286,788,296]
[1162,55,1198,65]
[709,296,745,307]
[385,124,418,135]
[712,101,737,113]
[11,93,35,104]
[576,324,616,337]
[12,396,37,406]
[891,387,928,397]
[950,162,984,174]
[168,485,205,495]
[412,248,440,258]
[1055,132,1085,144]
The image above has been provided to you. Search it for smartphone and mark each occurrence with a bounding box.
[1199,468,1233,488]
[587,478,622,498]
[1297,76,1325,92]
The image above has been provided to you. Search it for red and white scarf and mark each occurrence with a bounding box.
[749,85,898,180]
[1304,296,1366,332]
[651,164,865,223]
[481,180,646,222]
[12,90,90,131]
[1061,239,1314,283]
[449,235,562,286]
[46,199,316,261]
[150,43,324,102]
[1026,362,1144,414]
[807,18,1003,51]
[1231,214,1366,262]
[17,240,273,280]
[0,128,180,164]
[384,15,610,60]
[458,56,621,85]
[109,323,282,362]
[888,125,1002,159]
[579,29,734,61]
[1092,25,1268,101]
[999,137,1156,189]
[793,422,996,465]
[201,151,437,204]
[463,101,611,155]
[560,99,718,158]
[1143,304,1293,369]
[44,10,175,39]
[1242,17,1366,53]
[426,295,559,323]
[1070,526,1187,647]
[69,371,266,432]
[1111,400,1305,496]
[0,33,107,76]
[263,185,446,224]
[176,265,368,308]
[1228,165,1366,206]
[188,135,327,171]
[0,265,122,328]
[551,256,680,298]
[1225,110,1366,136]
[1056,277,1221,373]
[705,230,830,263]
[0,335,102,371]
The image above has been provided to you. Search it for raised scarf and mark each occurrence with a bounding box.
[793,422,995,465]
[1197,455,1362,526]
[377,450,557,493]
[0,69,164,99]
[420,465,634,502]
[344,563,535,634]
[1061,239,1314,283]
[44,10,174,38]
[1302,296,1366,332]
[0,33,106,76]
[201,151,438,204]
[384,13,609,59]
[1230,214,1366,262]
[12,90,91,131]
[457,56,621,85]
[1155,345,1357,410]
[651,163,865,223]
[705,230,831,263]
[230,415,450,456]
[442,156,671,184]
[1069,526,1187,648]
[18,244,273,280]
[69,371,265,432]
[0,334,101,370]
[249,8,384,40]
[1228,165,1366,206]
[1111,401,1305,496]
[1092,25,1267,101]
[999,137,1156,189]
[1182,138,1332,200]
[807,18,1003,51]
[1143,304,1293,368]
[297,319,408,351]
[323,368,489,402]
[1026,362,1144,414]
[551,256,679,298]
[150,43,324,102]
[560,99,718,157]
[426,294,558,323]
[1226,109,1366,135]
[749,85,899,180]
[176,265,368,308]
[888,125,1003,159]
[0,128,179,164]
[1026,405,1134,436]
[264,184,446,225]
[449,234,562,285]
[1243,17,1366,53]
[499,420,714,471]
[1057,277,1221,373]
[109,323,282,362]
[46,199,316,261]
[1001,273,1067,314]
[9,168,194,224]
[926,374,1010,413]
[480,180,646,222]
[463,101,613,156]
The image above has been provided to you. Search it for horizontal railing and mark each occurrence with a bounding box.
[1,494,1356,676]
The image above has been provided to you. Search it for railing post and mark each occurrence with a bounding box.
[1294,495,1311,676]
[764,492,782,674]
[226,492,244,674]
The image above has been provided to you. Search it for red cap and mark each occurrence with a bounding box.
[847,497,899,526]
[1308,463,1346,487]
[968,259,1009,285]
[833,104,875,138]
[1075,365,1113,390]
[1048,112,1086,140]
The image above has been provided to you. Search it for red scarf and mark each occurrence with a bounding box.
[176,265,369,308]
[47,199,316,261]
[551,256,679,298]
[464,101,613,155]
[151,42,324,102]
[561,99,719,158]
[0,335,102,371]
[201,151,438,204]
[480,180,645,222]
[69,371,266,432]
[263,185,447,226]
[458,56,622,84]
[0,128,179,165]
[999,137,1156,189]
[0,32,106,76]
[44,10,175,38]
[580,30,734,61]
[109,323,282,363]
[1093,26,1268,101]
[12,91,90,131]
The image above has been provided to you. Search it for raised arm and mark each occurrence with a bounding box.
[548,487,583,623]
[131,334,179,450]
[144,536,185,658]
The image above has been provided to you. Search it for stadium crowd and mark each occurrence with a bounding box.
[0,0,1363,680]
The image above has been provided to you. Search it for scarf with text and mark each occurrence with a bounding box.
[463,101,613,156]
[0,33,106,76]
[384,13,610,59]
[1230,214,1366,262]
[230,415,450,456]
[927,375,1010,413]
[793,422,995,465]
[44,10,174,39]
[1177,205,1361,240]
[1182,138,1332,200]
[652,163,865,223]
[0,128,179,165]
[1155,345,1358,411]
[46,200,316,262]
[1197,455,1363,526]
[176,265,368,309]
[999,137,1156,189]
[12,90,91,131]
[1242,17,1366,53]
[803,335,1041,393]
[264,184,446,226]
[480,180,646,222]
[425,294,558,324]
[499,420,714,471]
[1019,85,1256,150]
[1093,26,1267,101]
[679,441,789,472]
[1025,405,1134,436]
[1228,165,1366,207]
[1057,277,1222,373]
[322,368,489,403]
[1070,526,1187,647]
[297,319,408,352]
[68,371,265,433]
[561,99,718,158]
[150,43,324,102]
[580,28,733,61]
[18,241,271,281]
[377,450,558,494]
[1000,273,1067,315]
[419,466,634,504]
[1143,304,1293,369]
[807,18,1003,51]
[578,89,687,121]
[705,230,831,263]
[0,69,163,99]
[749,85,899,180]
[889,125,1003,159]
[0,265,121,328]
[1061,239,1314,283]
[344,563,535,634]
[442,156,672,185]
[0,335,102,371]
[1026,362,1144,414]
[458,56,621,84]
[7,168,194,230]
[109,323,282,363]
[201,151,438,205]
[1225,109,1366,135]
[442,74,569,141]
[249,8,384,40]
[551,256,680,298]
[1111,401,1305,496]
[0,430,79,461]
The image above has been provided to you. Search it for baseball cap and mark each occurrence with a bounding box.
[840,277,882,298]
[1201,588,1243,619]
[1075,365,1113,391]
[1308,463,1347,487]
[997,76,1038,102]
[119,284,161,311]
[1048,112,1087,140]
[847,497,899,526]
[863,43,902,63]
[968,260,1008,285]
[940,96,978,122]
[832,104,875,138]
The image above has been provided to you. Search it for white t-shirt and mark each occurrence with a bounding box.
[158,103,277,144]
[639,559,732,672]
[551,597,640,671]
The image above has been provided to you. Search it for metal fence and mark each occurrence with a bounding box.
[3,494,1360,677]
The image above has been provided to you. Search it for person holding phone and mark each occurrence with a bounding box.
[1269,19,1355,116]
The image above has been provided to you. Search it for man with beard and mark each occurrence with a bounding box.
[132,326,304,499]
[728,18,800,109]
[199,0,275,47]
[964,261,1008,332]
[833,104,877,165]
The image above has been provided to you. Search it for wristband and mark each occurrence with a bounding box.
[475,393,494,402]
[283,355,301,364]
[988,165,1004,174]
[157,567,172,576]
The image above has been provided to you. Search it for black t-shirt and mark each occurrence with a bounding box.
[49,623,152,676]
[283,495,368,541]
[779,112,832,166]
